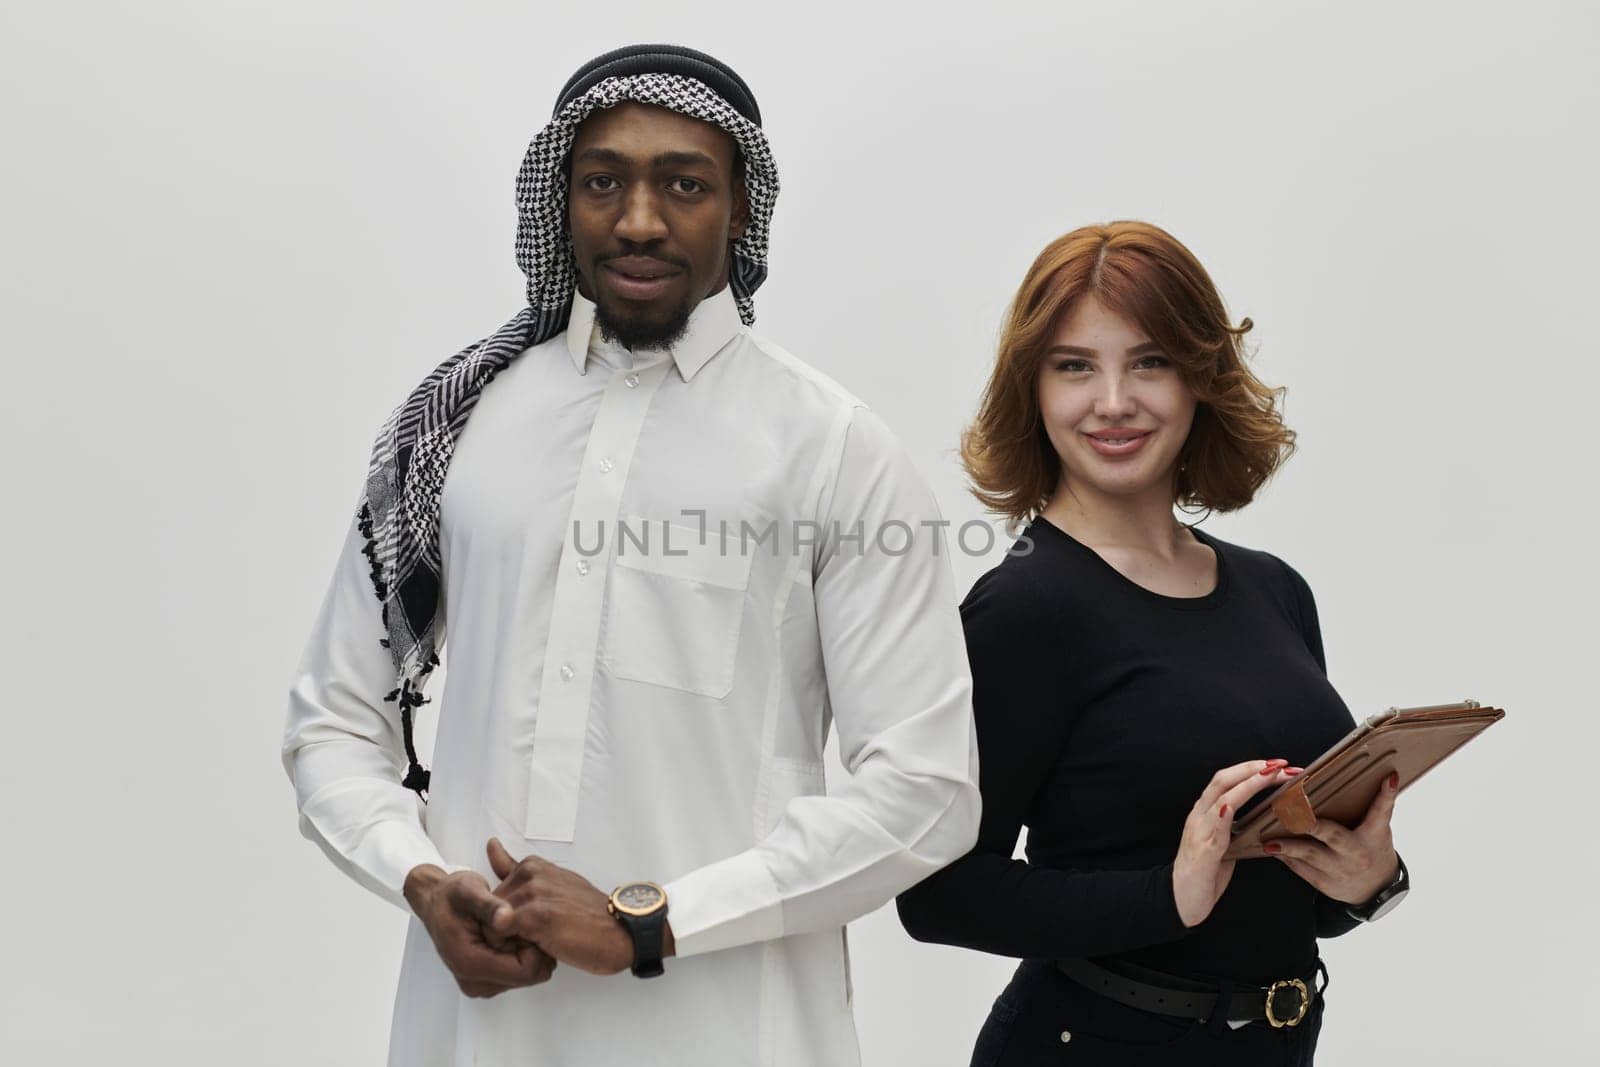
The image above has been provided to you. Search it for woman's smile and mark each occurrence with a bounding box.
[1082,429,1155,457]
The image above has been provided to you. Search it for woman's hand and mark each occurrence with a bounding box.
[1264,771,1401,905]
[1173,759,1299,927]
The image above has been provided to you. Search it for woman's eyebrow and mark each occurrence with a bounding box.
[1043,340,1161,357]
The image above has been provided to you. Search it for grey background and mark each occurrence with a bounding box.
[2,1,1593,1063]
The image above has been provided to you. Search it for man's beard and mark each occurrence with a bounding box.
[594,294,695,352]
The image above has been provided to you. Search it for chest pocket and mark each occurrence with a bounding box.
[600,519,755,699]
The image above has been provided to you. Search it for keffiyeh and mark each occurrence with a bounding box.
[354,46,780,795]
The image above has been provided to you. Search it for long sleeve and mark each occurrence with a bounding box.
[1280,558,1366,940]
[662,405,982,957]
[896,563,1190,959]
[282,505,458,911]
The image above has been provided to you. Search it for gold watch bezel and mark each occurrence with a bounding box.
[608,880,667,918]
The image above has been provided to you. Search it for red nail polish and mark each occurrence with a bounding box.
[1283,767,1304,776]
[1388,771,1400,790]
[1264,841,1282,854]
[1220,803,1230,817]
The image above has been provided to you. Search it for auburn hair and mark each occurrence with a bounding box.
[961,220,1296,523]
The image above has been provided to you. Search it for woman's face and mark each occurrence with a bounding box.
[1036,294,1198,503]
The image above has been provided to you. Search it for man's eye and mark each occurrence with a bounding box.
[585,175,618,191]
[669,178,704,194]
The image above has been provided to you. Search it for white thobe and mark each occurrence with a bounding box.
[284,286,981,1066]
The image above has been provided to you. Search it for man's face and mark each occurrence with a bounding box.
[567,102,749,350]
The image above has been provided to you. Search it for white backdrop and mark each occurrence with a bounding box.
[2,1,1594,1063]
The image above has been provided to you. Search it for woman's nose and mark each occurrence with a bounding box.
[1093,375,1137,419]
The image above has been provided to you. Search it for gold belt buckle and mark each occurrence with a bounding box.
[1265,978,1310,1028]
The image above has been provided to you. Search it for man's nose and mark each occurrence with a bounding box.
[614,187,669,245]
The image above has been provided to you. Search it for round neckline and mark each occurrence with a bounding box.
[1030,514,1230,611]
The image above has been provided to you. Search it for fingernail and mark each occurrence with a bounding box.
[1388,771,1400,790]
[1219,803,1230,817]
[1264,841,1282,854]
[1283,767,1304,776]
[1261,761,1287,775]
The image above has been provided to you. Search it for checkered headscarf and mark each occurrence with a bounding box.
[355,50,779,795]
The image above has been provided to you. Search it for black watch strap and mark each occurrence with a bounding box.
[619,909,667,978]
[1347,853,1410,922]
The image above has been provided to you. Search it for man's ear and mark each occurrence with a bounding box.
[730,180,750,241]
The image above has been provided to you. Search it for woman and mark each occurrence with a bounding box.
[897,221,1408,1066]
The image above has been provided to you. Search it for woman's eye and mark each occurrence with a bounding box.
[1134,354,1170,370]
[1054,359,1091,373]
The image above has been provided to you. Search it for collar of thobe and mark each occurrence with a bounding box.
[565,284,743,382]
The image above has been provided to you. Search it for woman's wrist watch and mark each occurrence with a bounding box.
[1345,853,1410,923]
[608,881,669,977]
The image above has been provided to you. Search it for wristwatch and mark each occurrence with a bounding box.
[608,881,669,978]
[1345,853,1410,923]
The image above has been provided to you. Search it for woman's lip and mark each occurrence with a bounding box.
[602,264,680,301]
[1083,431,1152,457]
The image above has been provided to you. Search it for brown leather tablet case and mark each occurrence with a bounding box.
[1225,700,1505,860]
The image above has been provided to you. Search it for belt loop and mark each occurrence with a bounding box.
[1205,976,1236,1035]
[1315,958,1329,998]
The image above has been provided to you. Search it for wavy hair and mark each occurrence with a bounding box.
[962,220,1296,523]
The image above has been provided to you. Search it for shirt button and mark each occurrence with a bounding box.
[624,373,640,388]
[598,457,614,473]
[575,559,590,576]
[560,663,575,681]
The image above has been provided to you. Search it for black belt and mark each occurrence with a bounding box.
[1056,957,1325,1029]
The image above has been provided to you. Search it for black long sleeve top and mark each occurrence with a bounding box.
[897,516,1363,984]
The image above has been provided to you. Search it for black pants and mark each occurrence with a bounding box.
[969,958,1326,1067]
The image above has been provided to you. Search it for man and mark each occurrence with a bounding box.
[284,45,980,1066]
